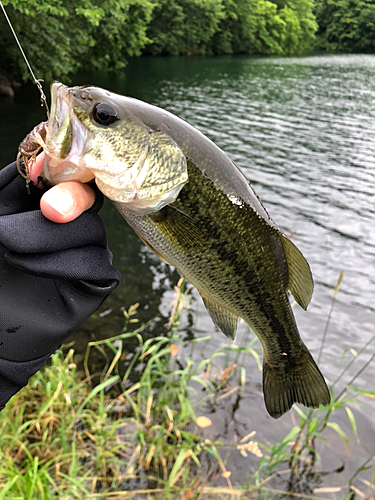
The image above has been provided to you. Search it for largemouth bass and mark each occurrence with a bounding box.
[32,82,330,418]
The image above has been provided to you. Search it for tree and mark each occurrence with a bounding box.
[212,0,317,55]
[0,0,320,84]
[0,0,154,83]
[145,0,225,55]
[315,0,375,52]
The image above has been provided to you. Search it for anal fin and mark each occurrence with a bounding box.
[201,295,238,340]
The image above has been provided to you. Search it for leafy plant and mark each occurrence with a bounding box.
[0,0,154,82]
[0,0,319,85]
[1,276,375,498]
[315,0,375,53]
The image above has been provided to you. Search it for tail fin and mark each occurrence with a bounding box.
[263,346,330,419]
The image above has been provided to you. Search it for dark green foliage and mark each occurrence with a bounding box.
[211,0,317,55]
[146,0,316,56]
[0,0,317,84]
[0,0,154,82]
[145,0,225,55]
[3,0,375,84]
[315,0,375,52]
[86,0,154,70]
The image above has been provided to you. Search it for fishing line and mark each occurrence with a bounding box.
[0,0,49,118]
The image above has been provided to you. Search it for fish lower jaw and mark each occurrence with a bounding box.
[42,154,94,184]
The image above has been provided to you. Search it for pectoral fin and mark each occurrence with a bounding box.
[201,295,238,340]
[280,234,314,310]
[150,205,208,253]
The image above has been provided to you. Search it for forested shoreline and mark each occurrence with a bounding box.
[1,0,375,86]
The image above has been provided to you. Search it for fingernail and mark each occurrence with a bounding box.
[47,191,75,215]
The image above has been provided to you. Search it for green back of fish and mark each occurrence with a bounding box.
[118,160,302,350]
[42,84,330,417]
[114,158,330,418]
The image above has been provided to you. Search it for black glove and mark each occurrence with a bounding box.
[0,162,121,409]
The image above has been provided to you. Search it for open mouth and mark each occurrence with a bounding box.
[43,82,91,185]
[47,82,71,154]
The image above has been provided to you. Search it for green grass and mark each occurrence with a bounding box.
[0,276,374,499]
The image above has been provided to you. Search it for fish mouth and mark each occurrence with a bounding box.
[42,82,92,185]
[48,82,70,144]
[41,82,188,214]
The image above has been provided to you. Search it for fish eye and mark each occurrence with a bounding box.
[93,102,118,126]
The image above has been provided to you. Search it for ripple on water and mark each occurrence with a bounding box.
[150,58,375,421]
[1,54,374,485]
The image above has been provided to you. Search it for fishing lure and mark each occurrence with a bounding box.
[17,121,48,190]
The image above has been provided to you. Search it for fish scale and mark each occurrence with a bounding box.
[114,160,329,418]
[35,82,330,418]
[116,161,295,341]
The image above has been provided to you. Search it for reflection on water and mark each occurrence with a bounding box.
[1,54,375,493]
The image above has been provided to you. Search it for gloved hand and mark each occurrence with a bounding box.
[0,161,121,409]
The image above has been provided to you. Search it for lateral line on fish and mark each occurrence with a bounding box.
[0,0,49,118]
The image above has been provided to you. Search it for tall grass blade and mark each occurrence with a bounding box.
[76,375,120,414]
[0,476,21,500]
[164,449,188,498]
[318,271,344,364]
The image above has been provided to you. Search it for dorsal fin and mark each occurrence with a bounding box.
[280,234,314,310]
[200,294,238,340]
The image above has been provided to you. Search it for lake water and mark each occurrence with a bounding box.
[1,54,375,494]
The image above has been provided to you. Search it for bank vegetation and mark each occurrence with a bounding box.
[1,277,375,498]
[1,0,375,86]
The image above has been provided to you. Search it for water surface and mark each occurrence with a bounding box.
[1,54,374,494]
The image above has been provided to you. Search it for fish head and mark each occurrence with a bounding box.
[43,82,188,215]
